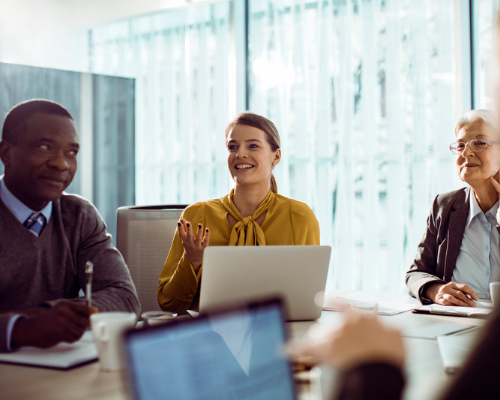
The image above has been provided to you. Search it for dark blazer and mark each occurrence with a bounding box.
[406,187,472,303]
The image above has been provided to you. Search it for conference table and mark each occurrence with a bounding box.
[0,291,487,400]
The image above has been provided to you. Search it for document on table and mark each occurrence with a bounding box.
[322,291,421,316]
[0,330,98,370]
[437,330,480,373]
[414,304,492,318]
[402,322,476,339]
[475,299,494,308]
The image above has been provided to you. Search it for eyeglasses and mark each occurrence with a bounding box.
[449,139,499,155]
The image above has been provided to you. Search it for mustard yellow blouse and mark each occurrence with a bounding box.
[157,190,320,314]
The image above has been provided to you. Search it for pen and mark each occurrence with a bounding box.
[85,261,93,308]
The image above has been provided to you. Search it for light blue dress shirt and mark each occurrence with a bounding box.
[0,175,52,350]
[452,193,500,299]
[0,176,52,225]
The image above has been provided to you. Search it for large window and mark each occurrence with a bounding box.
[473,0,499,109]
[90,2,234,205]
[90,0,472,293]
[248,0,457,292]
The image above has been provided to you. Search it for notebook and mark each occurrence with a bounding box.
[123,298,296,400]
[200,246,331,321]
[413,304,492,318]
[0,330,97,370]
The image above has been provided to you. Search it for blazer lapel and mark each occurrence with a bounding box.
[444,188,470,282]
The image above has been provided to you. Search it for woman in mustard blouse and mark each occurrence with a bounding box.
[157,112,320,314]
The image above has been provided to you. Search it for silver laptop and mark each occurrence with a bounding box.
[199,246,331,321]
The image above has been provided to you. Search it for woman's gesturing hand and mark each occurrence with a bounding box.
[177,219,210,271]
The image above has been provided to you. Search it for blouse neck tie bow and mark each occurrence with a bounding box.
[221,189,276,246]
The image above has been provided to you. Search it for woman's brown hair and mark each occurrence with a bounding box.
[225,112,281,193]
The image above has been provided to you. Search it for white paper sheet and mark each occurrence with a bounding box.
[0,330,98,370]
[322,291,420,315]
[402,322,476,339]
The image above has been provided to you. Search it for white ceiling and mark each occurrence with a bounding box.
[0,0,218,71]
[57,0,217,28]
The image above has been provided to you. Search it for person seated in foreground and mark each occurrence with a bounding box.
[0,99,140,352]
[289,307,500,400]
[406,109,500,306]
[158,112,320,314]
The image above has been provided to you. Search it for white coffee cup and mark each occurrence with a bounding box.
[490,282,500,306]
[90,312,137,372]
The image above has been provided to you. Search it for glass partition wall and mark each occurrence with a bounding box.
[0,63,135,242]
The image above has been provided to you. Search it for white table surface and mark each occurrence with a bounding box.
[0,291,487,400]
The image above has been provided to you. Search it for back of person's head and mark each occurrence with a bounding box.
[225,112,281,193]
[2,99,74,144]
[455,109,499,136]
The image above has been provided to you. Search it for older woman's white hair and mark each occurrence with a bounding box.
[455,109,499,136]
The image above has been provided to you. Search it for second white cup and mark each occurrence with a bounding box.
[90,312,137,372]
[490,282,500,306]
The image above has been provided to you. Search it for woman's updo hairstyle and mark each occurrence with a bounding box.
[225,112,281,193]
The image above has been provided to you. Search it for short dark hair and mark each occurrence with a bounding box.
[2,99,74,144]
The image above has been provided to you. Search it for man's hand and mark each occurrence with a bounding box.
[11,300,95,349]
[426,282,479,307]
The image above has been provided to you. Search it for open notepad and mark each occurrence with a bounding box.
[0,330,98,370]
[413,304,492,318]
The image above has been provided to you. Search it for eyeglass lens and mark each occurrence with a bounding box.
[453,140,488,153]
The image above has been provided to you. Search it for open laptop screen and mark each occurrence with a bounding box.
[124,298,296,400]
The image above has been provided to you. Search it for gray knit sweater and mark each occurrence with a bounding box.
[0,193,140,351]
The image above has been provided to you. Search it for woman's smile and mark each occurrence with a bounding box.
[234,163,255,170]
[462,162,479,168]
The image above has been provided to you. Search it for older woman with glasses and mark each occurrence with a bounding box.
[406,109,500,307]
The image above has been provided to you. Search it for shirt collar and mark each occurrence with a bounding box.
[486,201,499,223]
[0,176,52,224]
[469,191,499,227]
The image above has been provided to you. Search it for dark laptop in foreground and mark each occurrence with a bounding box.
[200,246,332,321]
[124,298,296,400]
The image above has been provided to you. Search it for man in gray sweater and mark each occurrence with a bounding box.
[0,99,140,352]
